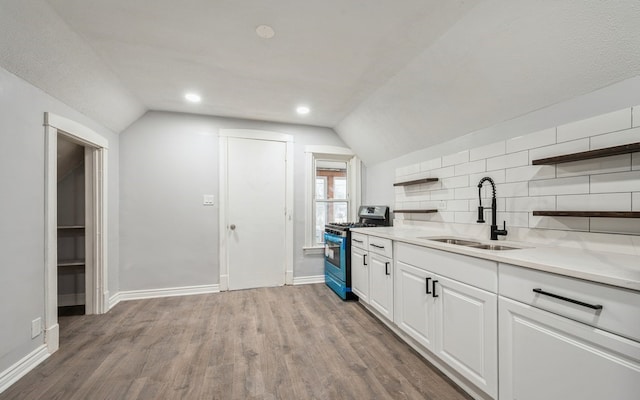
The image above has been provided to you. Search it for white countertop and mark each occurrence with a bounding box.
[351,226,640,292]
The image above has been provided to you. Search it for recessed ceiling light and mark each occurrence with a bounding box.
[185,93,201,103]
[256,25,275,39]
[296,106,310,115]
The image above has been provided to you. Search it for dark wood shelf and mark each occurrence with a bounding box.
[532,142,640,165]
[57,225,85,230]
[58,260,86,267]
[533,211,640,218]
[393,178,439,187]
[393,209,438,214]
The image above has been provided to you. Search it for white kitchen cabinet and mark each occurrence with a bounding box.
[395,242,498,398]
[351,244,369,303]
[499,263,640,400]
[395,260,436,350]
[369,252,394,320]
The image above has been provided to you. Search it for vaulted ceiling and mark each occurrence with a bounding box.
[2,1,639,165]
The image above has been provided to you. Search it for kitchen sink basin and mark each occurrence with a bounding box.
[417,237,481,246]
[417,236,526,251]
[467,244,520,251]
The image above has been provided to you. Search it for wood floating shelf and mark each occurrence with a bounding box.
[393,178,439,187]
[393,209,438,214]
[532,142,640,165]
[533,211,640,218]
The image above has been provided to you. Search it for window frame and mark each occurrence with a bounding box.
[304,146,361,253]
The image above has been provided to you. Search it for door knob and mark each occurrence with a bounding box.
[229,224,236,230]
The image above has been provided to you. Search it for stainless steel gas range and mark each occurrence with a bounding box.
[324,206,390,300]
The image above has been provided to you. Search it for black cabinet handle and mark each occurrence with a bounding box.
[370,244,385,249]
[533,288,603,310]
[353,239,363,243]
[425,277,431,294]
[363,254,367,266]
[432,280,439,298]
[385,262,390,275]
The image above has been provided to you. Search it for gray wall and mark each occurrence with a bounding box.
[363,76,640,209]
[119,111,347,291]
[0,66,120,373]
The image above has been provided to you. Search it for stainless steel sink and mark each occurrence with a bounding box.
[467,244,520,251]
[417,237,481,246]
[418,236,526,251]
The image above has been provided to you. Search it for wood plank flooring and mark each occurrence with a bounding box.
[1,284,472,400]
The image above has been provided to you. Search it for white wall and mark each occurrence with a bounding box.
[0,66,120,373]
[119,111,347,291]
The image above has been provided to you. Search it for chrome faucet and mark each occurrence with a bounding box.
[477,177,508,240]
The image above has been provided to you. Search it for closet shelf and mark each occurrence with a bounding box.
[57,225,85,230]
[533,211,640,218]
[58,260,86,267]
[393,209,438,214]
[393,178,439,187]
[531,142,640,165]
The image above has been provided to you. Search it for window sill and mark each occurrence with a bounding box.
[302,246,325,256]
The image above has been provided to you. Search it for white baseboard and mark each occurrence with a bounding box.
[293,275,325,285]
[0,345,49,394]
[109,284,220,310]
[45,323,59,354]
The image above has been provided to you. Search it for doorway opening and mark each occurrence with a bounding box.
[44,113,108,354]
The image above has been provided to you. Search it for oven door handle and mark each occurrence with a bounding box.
[324,233,344,244]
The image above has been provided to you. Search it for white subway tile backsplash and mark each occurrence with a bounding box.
[590,126,640,150]
[557,193,631,211]
[505,196,556,212]
[470,141,505,161]
[442,150,469,167]
[590,218,640,235]
[455,159,486,176]
[498,181,529,197]
[420,157,442,172]
[506,165,555,182]
[430,166,455,179]
[529,139,590,163]
[470,170,505,185]
[529,176,589,196]
[590,170,640,193]
[556,154,631,178]
[529,215,590,231]
[557,108,631,143]
[506,128,556,153]
[442,175,469,189]
[394,106,639,237]
[454,186,477,200]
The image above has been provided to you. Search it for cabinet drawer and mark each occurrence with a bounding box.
[368,236,392,258]
[396,242,497,293]
[499,263,640,342]
[351,233,368,249]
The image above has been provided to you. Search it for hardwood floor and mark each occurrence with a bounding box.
[1,284,472,400]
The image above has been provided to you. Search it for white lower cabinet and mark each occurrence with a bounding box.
[498,263,640,400]
[394,243,498,398]
[499,296,640,400]
[369,252,394,321]
[351,245,369,303]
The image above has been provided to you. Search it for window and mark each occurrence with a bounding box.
[305,146,361,251]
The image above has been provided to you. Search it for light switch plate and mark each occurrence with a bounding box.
[203,195,215,206]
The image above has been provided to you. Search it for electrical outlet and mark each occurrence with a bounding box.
[203,194,215,206]
[438,200,447,210]
[31,318,42,339]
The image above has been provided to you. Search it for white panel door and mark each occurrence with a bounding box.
[227,137,286,290]
[434,275,498,398]
[499,296,640,400]
[394,261,436,350]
